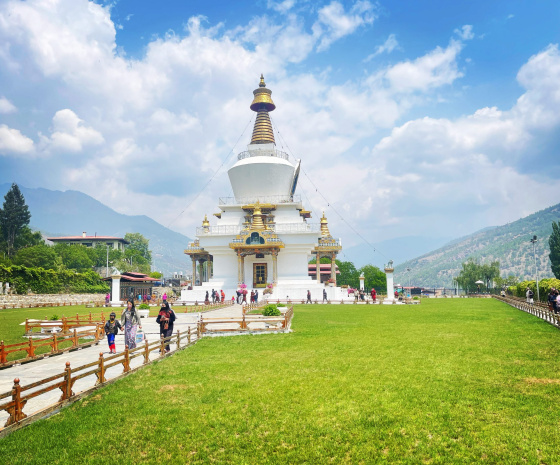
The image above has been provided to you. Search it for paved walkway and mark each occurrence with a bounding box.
[0,304,245,427]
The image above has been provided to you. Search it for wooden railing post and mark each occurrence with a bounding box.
[123,346,130,373]
[27,337,35,358]
[72,329,78,348]
[25,319,30,335]
[95,353,106,385]
[160,335,165,356]
[59,362,75,401]
[62,317,68,333]
[187,327,191,345]
[52,333,58,352]
[176,330,181,350]
[0,340,6,364]
[6,378,27,426]
[143,339,150,364]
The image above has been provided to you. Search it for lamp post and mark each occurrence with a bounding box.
[106,243,110,278]
[530,235,540,302]
[406,267,411,297]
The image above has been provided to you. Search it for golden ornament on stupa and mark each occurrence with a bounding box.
[251,205,266,230]
[202,214,210,228]
[320,212,331,237]
[250,74,276,145]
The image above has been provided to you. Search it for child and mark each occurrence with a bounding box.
[104,312,122,354]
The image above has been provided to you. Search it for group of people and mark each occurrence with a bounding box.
[103,297,176,354]
[205,289,226,305]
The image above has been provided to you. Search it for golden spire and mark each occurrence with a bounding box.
[250,74,276,145]
[320,212,331,237]
[202,214,210,229]
[251,204,266,230]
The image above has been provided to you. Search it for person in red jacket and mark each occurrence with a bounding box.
[371,288,376,302]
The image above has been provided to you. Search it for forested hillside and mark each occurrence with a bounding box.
[394,203,560,287]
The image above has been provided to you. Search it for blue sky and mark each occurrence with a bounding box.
[1,0,560,257]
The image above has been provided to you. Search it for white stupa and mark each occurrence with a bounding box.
[181,76,345,302]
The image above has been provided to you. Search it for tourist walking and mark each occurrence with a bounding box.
[156,301,176,353]
[221,289,225,302]
[254,290,258,303]
[250,290,255,303]
[205,291,210,305]
[163,292,167,302]
[105,293,110,307]
[306,290,312,304]
[323,289,327,302]
[121,299,142,350]
[371,288,376,302]
[526,288,534,304]
[236,289,242,304]
[104,312,122,354]
[242,289,248,304]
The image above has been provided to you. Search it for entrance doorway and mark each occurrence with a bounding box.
[253,263,267,288]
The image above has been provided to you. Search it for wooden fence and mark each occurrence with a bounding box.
[0,328,199,435]
[0,305,295,435]
[181,300,234,313]
[24,312,108,335]
[200,305,294,333]
[493,295,560,327]
[1,325,104,368]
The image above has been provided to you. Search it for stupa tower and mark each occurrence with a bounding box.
[227,75,299,204]
[183,75,344,302]
[250,74,276,144]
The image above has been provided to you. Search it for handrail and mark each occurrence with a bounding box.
[493,295,559,327]
[199,305,294,333]
[0,328,197,433]
[1,325,104,368]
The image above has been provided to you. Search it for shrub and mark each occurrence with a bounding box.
[262,304,281,316]
[138,303,150,310]
[49,314,59,321]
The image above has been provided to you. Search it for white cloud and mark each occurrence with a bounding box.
[0,0,558,247]
[454,25,474,40]
[376,39,464,93]
[46,109,104,153]
[315,1,375,51]
[267,0,296,14]
[0,96,17,114]
[364,33,399,61]
[0,125,34,154]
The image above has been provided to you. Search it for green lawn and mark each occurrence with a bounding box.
[1,299,560,464]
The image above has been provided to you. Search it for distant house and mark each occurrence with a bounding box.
[47,232,129,251]
[103,272,159,300]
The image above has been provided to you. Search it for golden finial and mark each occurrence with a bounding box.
[320,211,330,237]
[250,74,276,145]
[251,204,266,230]
[202,214,210,228]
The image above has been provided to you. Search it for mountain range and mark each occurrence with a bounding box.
[393,203,560,288]
[0,183,192,276]
[1,184,558,286]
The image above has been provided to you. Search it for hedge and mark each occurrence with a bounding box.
[508,278,560,302]
[0,265,110,295]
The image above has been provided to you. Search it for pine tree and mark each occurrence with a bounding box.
[0,183,31,257]
[549,221,560,279]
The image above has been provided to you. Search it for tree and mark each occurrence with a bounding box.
[53,243,94,272]
[14,244,59,269]
[359,264,386,291]
[0,184,31,257]
[124,233,152,263]
[550,221,560,279]
[335,260,359,288]
[455,258,500,293]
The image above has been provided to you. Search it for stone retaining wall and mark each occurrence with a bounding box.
[0,294,105,309]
